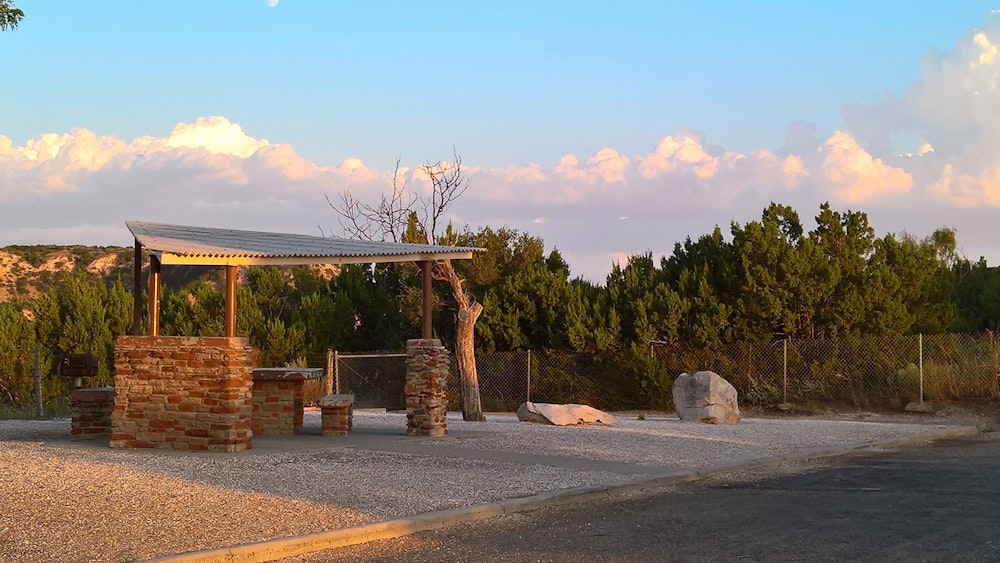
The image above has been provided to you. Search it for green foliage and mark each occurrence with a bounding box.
[951,258,1000,332]
[34,271,130,386]
[0,302,35,405]
[161,280,225,336]
[457,226,545,296]
[628,343,674,410]
[0,201,988,413]
[606,253,684,345]
[478,250,574,353]
[0,0,23,31]
[566,280,621,355]
[529,350,608,407]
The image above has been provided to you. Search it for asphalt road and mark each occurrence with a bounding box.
[300,433,1000,562]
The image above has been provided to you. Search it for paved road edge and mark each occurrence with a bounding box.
[145,425,980,563]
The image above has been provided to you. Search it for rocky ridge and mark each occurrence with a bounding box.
[0,246,130,302]
[0,245,342,304]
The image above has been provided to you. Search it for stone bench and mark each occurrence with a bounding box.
[318,394,354,436]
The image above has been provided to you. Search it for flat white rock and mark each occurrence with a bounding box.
[517,401,619,426]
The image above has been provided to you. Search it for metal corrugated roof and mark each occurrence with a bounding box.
[127,221,480,266]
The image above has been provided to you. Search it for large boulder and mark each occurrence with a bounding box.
[672,371,741,424]
[517,402,619,426]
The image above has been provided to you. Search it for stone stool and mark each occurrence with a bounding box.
[70,387,115,442]
[318,394,355,436]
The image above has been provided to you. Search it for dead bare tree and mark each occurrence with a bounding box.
[328,151,485,421]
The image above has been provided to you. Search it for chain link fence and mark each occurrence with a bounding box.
[317,333,1000,413]
[651,333,1000,408]
[440,350,634,411]
[298,351,407,409]
[15,333,997,417]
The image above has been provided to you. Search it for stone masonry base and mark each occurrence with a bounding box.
[318,394,354,437]
[111,336,254,452]
[70,387,114,442]
[405,339,449,437]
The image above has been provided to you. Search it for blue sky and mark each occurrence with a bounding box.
[4,2,1000,282]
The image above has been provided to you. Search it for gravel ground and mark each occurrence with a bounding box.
[0,409,985,562]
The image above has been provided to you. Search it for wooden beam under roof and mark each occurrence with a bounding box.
[149,250,474,266]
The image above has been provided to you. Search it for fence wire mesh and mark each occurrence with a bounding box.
[326,353,407,410]
[651,333,1000,408]
[305,333,1000,413]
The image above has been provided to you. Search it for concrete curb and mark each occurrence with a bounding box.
[145,425,980,563]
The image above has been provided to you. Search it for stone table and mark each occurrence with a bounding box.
[251,367,325,436]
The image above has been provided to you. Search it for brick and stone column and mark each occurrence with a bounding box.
[111,336,254,452]
[405,338,449,437]
[70,387,114,442]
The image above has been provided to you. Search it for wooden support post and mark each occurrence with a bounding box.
[148,254,161,337]
[325,349,334,395]
[225,265,238,337]
[132,238,142,335]
[421,260,432,339]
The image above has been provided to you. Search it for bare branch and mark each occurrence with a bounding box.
[383,159,418,243]
[326,188,376,241]
[326,158,422,242]
[419,149,470,243]
[326,152,467,247]
[324,148,483,421]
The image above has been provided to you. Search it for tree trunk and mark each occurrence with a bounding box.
[455,302,484,421]
[433,258,485,421]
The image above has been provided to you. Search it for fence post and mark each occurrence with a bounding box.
[34,342,42,418]
[783,339,788,405]
[325,349,334,395]
[526,350,532,403]
[919,334,924,405]
[334,350,341,394]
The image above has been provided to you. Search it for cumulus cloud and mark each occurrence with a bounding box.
[640,132,718,179]
[0,112,971,281]
[159,116,270,158]
[815,131,913,202]
[841,14,1000,208]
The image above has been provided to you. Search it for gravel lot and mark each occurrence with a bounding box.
[0,410,982,562]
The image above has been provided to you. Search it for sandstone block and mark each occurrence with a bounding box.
[672,370,741,424]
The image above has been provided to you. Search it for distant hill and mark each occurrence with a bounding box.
[0,245,132,302]
[0,245,339,304]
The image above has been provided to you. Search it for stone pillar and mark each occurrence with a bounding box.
[405,338,449,437]
[70,387,115,442]
[111,336,254,452]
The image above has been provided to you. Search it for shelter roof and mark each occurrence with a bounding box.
[127,220,480,266]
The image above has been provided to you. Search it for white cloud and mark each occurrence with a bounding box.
[815,131,913,202]
[585,148,630,183]
[0,114,969,281]
[160,116,269,158]
[639,133,717,179]
[973,32,998,65]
